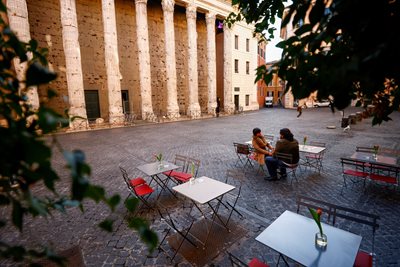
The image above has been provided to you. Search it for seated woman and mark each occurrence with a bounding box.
[252,128,274,166]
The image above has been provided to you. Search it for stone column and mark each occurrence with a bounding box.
[205,11,217,115]
[101,0,124,124]
[135,0,154,120]
[6,0,39,109]
[186,2,201,118]
[223,24,235,114]
[161,0,180,120]
[60,0,88,129]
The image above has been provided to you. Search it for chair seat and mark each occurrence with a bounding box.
[166,170,192,182]
[344,169,369,178]
[369,173,397,184]
[354,250,373,267]
[305,153,321,159]
[248,257,270,267]
[134,184,154,196]
[129,177,146,187]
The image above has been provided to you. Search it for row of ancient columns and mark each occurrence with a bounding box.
[7,0,235,129]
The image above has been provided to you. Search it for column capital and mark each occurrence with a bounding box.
[135,0,148,5]
[205,11,216,24]
[161,0,174,12]
[186,2,196,20]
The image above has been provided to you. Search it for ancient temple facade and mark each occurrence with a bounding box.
[7,0,259,130]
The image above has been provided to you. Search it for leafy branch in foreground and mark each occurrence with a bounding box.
[226,0,400,125]
[0,2,156,265]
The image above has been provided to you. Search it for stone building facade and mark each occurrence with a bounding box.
[7,0,259,130]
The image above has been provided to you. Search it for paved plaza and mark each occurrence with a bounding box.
[2,107,400,266]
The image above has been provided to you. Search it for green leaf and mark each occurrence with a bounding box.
[84,185,105,202]
[12,200,23,231]
[125,197,139,213]
[26,62,57,87]
[99,219,114,232]
[107,194,121,212]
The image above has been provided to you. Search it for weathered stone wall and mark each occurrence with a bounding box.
[76,0,108,120]
[148,1,166,116]
[196,13,208,113]
[27,0,68,114]
[115,0,140,115]
[174,5,189,113]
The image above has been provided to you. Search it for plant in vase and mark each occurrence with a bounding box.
[309,208,327,247]
[303,136,308,147]
[154,153,163,169]
[189,161,196,184]
[373,145,379,160]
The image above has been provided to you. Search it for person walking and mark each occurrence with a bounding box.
[216,97,221,117]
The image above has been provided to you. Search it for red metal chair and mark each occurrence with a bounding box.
[340,158,369,193]
[163,155,200,184]
[119,166,146,187]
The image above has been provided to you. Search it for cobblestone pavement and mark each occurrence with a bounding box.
[2,107,400,266]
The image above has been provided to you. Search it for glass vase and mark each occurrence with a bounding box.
[315,232,327,247]
[157,161,163,170]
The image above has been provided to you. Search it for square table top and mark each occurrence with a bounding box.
[256,210,362,267]
[299,144,326,154]
[172,176,235,204]
[136,161,179,176]
[351,151,398,166]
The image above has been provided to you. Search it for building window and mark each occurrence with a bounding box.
[234,59,239,73]
[234,87,240,92]
[245,95,249,106]
[234,35,238,50]
[246,38,250,52]
[246,61,250,74]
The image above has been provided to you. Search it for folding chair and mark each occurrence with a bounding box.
[227,251,270,267]
[340,157,369,193]
[368,162,399,189]
[275,152,299,184]
[119,166,147,188]
[233,143,253,168]
[120,166,155,212]
[156,204,199,262]
[296,195,379,267]
[162,154,191,184]
[303,141,326,172]
[248,147,268,175]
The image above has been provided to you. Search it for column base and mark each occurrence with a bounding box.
[142,111,157,122]
[187,103,201,119]
[224,103,235,115]
[69,117,89,131]
[109,114,125,125]
[167,106,180,120]
[208,102,217,116]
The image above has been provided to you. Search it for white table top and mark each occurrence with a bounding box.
[172,176,235,204]
[256,210,362,267]
[299,144,326,154]
[136,161,179,176]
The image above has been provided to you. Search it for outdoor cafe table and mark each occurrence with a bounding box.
[299,144,326,172]
[172,176,235,247]
[351,151,398,166]
[299,144,326,154]
[136,161,179,197]
[256,210,362,267]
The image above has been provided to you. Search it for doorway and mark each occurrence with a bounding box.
[84,90,100,121]
[234,95,239,111]
[121,90,130,114]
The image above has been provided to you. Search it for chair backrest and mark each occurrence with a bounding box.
[340,157,367,171]
[187,157,201,177]
[296,195,380,252]
[234,143,251,155]
[174,154,189,172]
[356,146,374,153]
[308,141,326,148]
[276,152,297,167]
[119,166,132,188]
[225,169,246,185]
[369,162,400,183]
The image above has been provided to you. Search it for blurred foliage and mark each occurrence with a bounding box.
[0,2,156,265]
[226,0,400,125]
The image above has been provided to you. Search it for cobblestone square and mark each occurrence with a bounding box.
[2,107,400,266]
